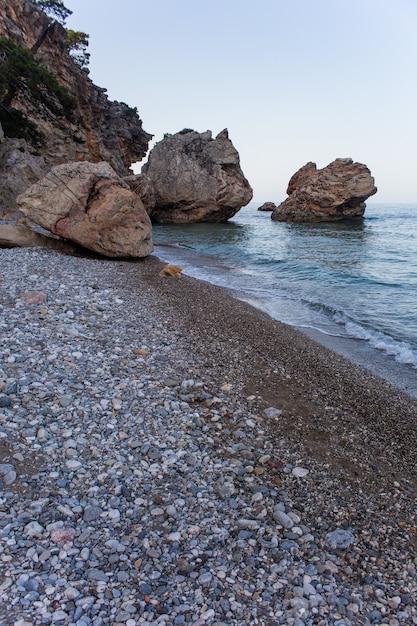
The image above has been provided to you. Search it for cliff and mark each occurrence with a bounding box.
[0,0,151,176]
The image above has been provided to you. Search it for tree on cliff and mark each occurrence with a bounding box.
[33,0,72,25]
[0,37,76,144]
[66,29,90,71]
[32,1,90,71]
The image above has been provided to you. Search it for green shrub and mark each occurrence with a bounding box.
[0,105,45,146]
[0,37,78,141]
[33,0,72,25]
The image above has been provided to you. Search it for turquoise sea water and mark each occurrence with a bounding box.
[153,203,417,397]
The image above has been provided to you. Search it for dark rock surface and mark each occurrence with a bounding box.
[257,202,276,212]
[0,138,47,219]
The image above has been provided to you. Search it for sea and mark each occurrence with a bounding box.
[152,203,417,398]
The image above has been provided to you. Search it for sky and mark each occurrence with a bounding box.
[64,0,417,203]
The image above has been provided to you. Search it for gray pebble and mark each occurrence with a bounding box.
[325,529,355,550]
[139,582,153,595]
[273,509,294,529]
[86,569,109,582]
[199,572,213,587]
[83,505,103,522]
[0,395,12,407]
[0,247,415,626]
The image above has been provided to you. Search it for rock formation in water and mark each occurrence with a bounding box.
[257,202,276,212]
[17,162,153,258]
[135,129,253,223]
[271,158,377,222]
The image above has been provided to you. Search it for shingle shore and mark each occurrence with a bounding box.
[0,247,416,626]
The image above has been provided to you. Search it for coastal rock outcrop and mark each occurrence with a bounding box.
[0,0,154,256]
[16,162,153,258]
[271,158,377,222]
[139,129,253,223]
[0,0,151,175]
[258,202,276,212]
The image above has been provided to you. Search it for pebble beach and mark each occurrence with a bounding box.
[0,246,416,626]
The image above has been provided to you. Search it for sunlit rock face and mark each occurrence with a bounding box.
[271,158,377,222]
[139,128,253,223]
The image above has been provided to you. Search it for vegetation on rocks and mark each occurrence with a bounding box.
[33,0,90,70]
[65,29,90,71]
[33,0,72,25]
[0,36,77,144]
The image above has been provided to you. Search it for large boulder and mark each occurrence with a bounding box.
[271,158,377,222]
[16,161,153,257]
[140,128,253,223]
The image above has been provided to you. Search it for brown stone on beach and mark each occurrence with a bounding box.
[18,291,47,306]
[159,264,183,278]
[139,128,253,223]
[50,528,75,543]
[16,161,153,258]
[271,158,377,222]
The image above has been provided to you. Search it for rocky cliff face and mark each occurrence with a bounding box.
[0,0,151,177]
[0,138,47,220]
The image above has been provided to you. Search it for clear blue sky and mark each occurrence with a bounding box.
[65,0,417,203]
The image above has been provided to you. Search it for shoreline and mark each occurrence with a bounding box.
[2,245,417,489]
[143,253,417,488]
[1,246,416,624]
[296,325,417,400]
[153,201,417,398]
[153,240,417,401]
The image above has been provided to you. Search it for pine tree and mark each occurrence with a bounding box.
[33,0,72,25]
